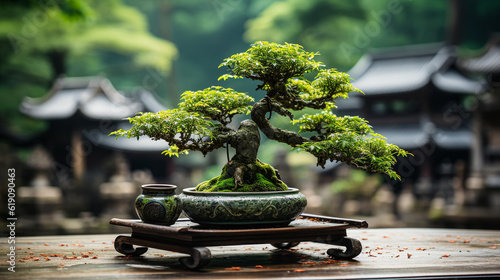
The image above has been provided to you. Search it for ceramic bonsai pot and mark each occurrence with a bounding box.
[179,187,307,228]
[135,184,181,225]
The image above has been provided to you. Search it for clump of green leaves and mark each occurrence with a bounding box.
[292,111,408,180]
[220,41,362,112]
[219,41,323,83]
[110,86,253,157]
[179,86,253,125]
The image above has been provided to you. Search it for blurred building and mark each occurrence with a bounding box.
[18,76,174,232]
[328,36,500,228]
[347,43,484,187]
[458,34,500,222]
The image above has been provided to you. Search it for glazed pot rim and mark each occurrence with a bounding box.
[141,184,177,190]
[182,187,300,196]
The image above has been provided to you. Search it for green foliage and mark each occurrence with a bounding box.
[244,0,366,70]
[292,111,409,180]
[0,0,92,21]
[292,69,363,110]
[310,69,361,100]
[179,86,254,125]
[293,111,371,137]
[219,41,362,114]
[111,86,254,157]
[244,0,500,70]
[110,109,216,157]
[0,0,177,135]
[0,0,177,71]
[219,41,324,83]
[360,0,448,48]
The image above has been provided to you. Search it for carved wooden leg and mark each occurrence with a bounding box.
[271,242,300,249]
[178,247,212,269]
[114,235,148,256]
[327,237,362,259]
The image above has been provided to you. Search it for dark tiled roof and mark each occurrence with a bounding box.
[99,122,170,152]
[137,90,168,113]
[371,124,471,150]
[433,128,472,149]
[371,124,429,150]
[314,121,473,172]
[20,77,165,120]
[348,44,485,95]
[459,34,500,74]
[432,69,486,94]
[349,44,447,95]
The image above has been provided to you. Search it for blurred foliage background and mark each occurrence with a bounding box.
[1,0,500,142]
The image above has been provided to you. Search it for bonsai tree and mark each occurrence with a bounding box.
[111,42,409,192]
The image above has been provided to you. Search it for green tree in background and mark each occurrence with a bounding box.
[245,0,500,70]
[360,0,447,47]
[245,0,367,71]
[124,0,274,105]
[458,0,500,50]
[0,0,177,135]
[3,0,499,138]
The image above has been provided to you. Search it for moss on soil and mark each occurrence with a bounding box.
[195,157,288,192]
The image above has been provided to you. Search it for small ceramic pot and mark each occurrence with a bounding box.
[135,184,181,225]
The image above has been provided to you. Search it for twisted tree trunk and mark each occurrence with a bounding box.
[228,119,260,164]
[195,119,287,192]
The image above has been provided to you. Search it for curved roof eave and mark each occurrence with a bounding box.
[98,134,170,152]
[458,34,500,74]
[348,44,456,95]
[432,70,487,94]
[20,77,147,120]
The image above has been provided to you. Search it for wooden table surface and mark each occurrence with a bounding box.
[2,228,499,279]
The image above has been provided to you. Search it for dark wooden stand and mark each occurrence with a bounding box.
[110,213,368,269]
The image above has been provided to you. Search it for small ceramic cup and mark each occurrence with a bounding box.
[134,184,181,225]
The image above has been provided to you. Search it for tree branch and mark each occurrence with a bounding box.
[251,98,310,147]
